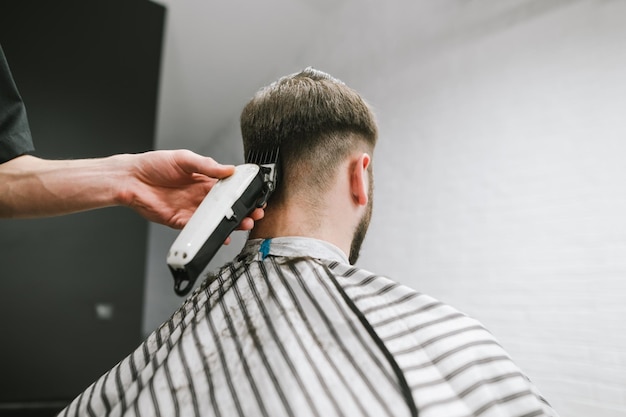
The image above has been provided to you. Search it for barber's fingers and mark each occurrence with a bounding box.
[174,150,235,179]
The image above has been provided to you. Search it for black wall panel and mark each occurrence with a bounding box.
[0,0,165,406]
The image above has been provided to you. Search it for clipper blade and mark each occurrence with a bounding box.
[246,147,280,165]
[246,147,280,205]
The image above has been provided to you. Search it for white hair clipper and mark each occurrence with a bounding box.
[167,149,279,296]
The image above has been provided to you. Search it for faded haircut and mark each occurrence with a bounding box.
[240,67,378,206]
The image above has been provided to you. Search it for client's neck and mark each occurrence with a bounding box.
[249,199,354,259]
[249,203,315,239]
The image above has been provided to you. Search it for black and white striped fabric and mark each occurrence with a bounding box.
[61,237,557,417]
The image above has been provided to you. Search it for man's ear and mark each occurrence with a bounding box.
[350,153,371,207]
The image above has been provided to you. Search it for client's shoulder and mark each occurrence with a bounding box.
[327,261,488,332]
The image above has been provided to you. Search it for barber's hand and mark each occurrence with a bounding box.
[117,150,264,230]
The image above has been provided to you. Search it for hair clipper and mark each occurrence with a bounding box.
[166,149,279,296]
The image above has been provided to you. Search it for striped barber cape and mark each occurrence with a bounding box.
[60,237,558,417]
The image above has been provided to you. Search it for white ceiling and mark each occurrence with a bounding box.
[149,0,572,152]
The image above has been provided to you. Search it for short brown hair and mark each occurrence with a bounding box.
[240,68,378,205]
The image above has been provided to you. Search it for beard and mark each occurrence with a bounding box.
[348,175,374,265]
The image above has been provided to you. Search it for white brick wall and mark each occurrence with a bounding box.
[306,1,626,415]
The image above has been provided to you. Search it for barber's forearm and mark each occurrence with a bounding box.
[0,155,125,218]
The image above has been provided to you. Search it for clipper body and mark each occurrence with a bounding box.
[167,149,279,296]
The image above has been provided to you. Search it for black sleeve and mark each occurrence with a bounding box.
[0,44,35,164]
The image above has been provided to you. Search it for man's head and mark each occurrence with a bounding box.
[240,68,378,263]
